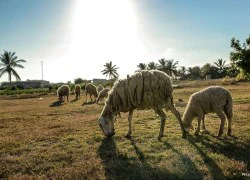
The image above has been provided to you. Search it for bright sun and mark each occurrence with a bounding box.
[68,0,145,79]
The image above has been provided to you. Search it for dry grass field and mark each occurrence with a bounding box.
[0,80,250,179]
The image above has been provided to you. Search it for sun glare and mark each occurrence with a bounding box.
[68,0,145,79]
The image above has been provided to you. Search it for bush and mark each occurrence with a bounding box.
[10,86,17,91]
[236,71,250,81]
[102,80,115,88]
[221,76,237,85]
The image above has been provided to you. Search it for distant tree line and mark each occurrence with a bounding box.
[0,34,249,85]
[135,34,250,80]
[136,58,239,80]
[102,34,249,81]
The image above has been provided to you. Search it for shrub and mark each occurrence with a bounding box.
[236,71,250,81]
[221,76,237,85]
[10,86,17,91]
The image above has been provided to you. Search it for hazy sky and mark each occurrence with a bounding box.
[0,0,249,83]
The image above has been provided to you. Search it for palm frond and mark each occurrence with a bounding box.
[11,68,21,81]
[12,64,25,68]
[0,68,8,78]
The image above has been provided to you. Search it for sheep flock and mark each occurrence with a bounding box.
[55,70,234,140]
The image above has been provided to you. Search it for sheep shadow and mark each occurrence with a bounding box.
[49,100,64,107]
[98,137,202,179]
[70,98,80,103]
[82,101,96,106]
[187,134,250,178]
[186,135,226,179]
[162,140,203,179]
[96,102,105,106]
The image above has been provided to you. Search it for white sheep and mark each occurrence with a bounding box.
[182,86,233,137]
[97,84,104,94]
[57,85,70,102]
[75,84,81,100]
[85,83,98,102]
[98,70,186,140]
[96,88,110,104]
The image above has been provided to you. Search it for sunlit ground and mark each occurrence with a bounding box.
[0,80,249,179]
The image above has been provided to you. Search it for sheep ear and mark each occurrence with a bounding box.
[190,125,194,130]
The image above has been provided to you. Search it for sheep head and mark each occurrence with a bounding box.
[98,106,115,138]
[58,96,63,102]
[182,116,194,132]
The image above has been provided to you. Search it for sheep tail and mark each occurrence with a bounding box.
[224,93,233,120]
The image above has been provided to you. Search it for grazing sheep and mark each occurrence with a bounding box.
[75,84,81,99]
[97,84,104,94]
[85,83,98,102]
[57,85,70,102]
[182,86,233,137]
[98,70,186,140]
[96,88,110,104]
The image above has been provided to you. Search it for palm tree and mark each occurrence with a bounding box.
[177,66,187,80]
[166,59,179,77]
[214,59,226,72]
[0,51,26,84]
[101,61,119,80]
[187,66,201,80]
[214,59,227,78]
[147,62,158,70]
[158,58,168,73]
[136,63,147,71]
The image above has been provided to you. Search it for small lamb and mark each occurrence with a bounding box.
[96,88,110,104]
[182,86,233,137]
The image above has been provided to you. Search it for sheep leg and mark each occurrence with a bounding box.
[202,116,206,130]
[168,101,187,138]
[201,115,209,134]
[216,110,226,137]
[195,116,202,136]
[85,92,88,102]
[125,110,133,138]
[224,110,232,136]
[227,117,232,136]
[154,108,166,141]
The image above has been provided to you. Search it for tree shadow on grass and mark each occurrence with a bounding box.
[49,100,64,107]
[188,134,250,177]
[98,137,203,180]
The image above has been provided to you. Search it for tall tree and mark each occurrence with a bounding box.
[214,58,227,78]
[226,62,240,77]
[147,61,158,70]
[214,59,226,71]
[0,51,26,84]
[136,63,147,71]
[74,77,85,84]
[166,59,179,77]
[230,34,250,74]
[177,66,187,80]
[101,61,119,80]
[200,63,219,79]
[158,58,168,73]
[186,66,201,80]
